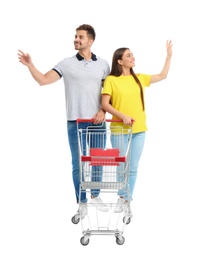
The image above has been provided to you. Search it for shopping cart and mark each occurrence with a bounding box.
[71,119,133,245]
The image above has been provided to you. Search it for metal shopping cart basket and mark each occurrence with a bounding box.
[71,119,133,245]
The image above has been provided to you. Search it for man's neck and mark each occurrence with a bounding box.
[78,50,92,61]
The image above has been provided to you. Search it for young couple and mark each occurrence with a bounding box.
[18,24,172,219]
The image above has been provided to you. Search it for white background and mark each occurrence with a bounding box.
[1,0,199,259]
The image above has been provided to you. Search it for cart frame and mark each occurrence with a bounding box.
[71,119,133,245]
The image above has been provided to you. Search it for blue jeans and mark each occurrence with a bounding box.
[111,132,145,201]
[67,121,106,203]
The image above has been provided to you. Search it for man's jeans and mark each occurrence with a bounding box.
[111,132,145,201]
[67,121,106,203]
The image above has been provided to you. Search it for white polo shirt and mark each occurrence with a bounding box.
[53,53,110,120]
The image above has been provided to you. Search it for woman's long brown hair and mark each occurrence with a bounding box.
[109,47,145,110]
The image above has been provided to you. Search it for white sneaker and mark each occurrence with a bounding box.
[90,197,109,212]
[114,198,125,213]
[78,203,87,219]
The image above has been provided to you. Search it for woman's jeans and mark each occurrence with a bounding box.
[67,121,106,203]
[111,132,145,201]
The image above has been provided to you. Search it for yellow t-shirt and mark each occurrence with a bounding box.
[102,74,151,133]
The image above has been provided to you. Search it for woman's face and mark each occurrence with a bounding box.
[119,49,135,68]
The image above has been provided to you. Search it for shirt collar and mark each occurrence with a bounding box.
[76,52,97,61]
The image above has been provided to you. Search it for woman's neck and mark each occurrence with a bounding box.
[122,67,131,76]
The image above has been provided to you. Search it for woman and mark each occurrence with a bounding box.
[102,40,172,214]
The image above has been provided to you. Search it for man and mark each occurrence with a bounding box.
[18,24,110,219]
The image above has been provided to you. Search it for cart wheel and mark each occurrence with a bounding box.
[123,216,131,224]
[116,236,125,245]
[80,236,90,246]
[71,215,80,224]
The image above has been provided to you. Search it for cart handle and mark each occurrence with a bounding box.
[76,118,135,123]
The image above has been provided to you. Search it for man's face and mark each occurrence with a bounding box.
[74,30,93,51]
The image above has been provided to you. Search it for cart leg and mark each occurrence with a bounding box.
[123,204,133,224]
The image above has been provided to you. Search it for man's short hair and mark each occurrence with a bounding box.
[76,24,96,41]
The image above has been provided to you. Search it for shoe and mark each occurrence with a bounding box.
[114,197,125,213]
[90,197,109,212]
[78,203,87,219]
